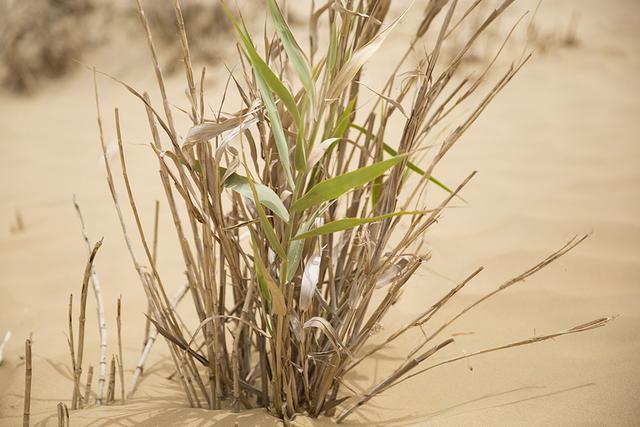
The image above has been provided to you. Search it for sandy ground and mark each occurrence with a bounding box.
[0,0,639,425]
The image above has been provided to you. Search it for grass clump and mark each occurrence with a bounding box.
[92,0,610,422]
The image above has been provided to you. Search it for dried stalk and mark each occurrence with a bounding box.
[128,283,190,398]
[107,355,116,404]
[84,365,94,406]
[72,196,108,405]
[67,294,78,407]
[56,402,69,427]
[23,338,31,427]
[117,296,125,403]
[72,238,103,409]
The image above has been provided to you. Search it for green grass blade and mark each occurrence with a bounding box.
[267,0,314,100]
[290,155,406,212]
[223,169,290,223]
[253,240,286,316]
[231,16,300,125]
[255,76,295,188]
[245,170,288,260]
[332,98,356,138]
[224,6,296,187]
[293,210,430,240]
[285,216,313,282]
[350,123,455,195]
[381,142,454,193]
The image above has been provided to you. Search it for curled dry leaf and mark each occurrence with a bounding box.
[214,115,259,160]
[307,138,338,169]
[326,5,410,100]
[376,255,413,289]
[183,101,260,150]
[303,316,345,353]
[300,255,321,311]
[290,312,303,342]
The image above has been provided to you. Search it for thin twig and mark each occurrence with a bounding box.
[23,338,31,427]
[117,296,125,403]
[84,365,94,406]
[56,402,69,427]
[128,283,190,398]
[72,195,108,405]
[107,355,116,404]
[72,238,103,409]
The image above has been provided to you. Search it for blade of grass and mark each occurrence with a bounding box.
[350,123,456,195]
[291,155,406,212]
[267,0,314,100]
[293,210,432,240]
[222,168,290,222]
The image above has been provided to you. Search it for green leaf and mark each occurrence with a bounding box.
[381,142,454,194]
[244,171,288,260]
[290,155,406,212]
[224,6,296,188]
[332,98,356,138]
[253,241,286,316]
[231,15,300,126]
[294,131,306,172]
[222,168,290,223]
[255,76,295,188]
[293,210,430,240]
[326,8,408,100]
[285,216,315,282]
[350,123,455,195]
[267,0,314,100]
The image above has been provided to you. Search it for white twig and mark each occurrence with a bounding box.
[127,283,189,399]
[73,196,108,405]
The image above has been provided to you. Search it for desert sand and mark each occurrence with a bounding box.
[0,0,639,425]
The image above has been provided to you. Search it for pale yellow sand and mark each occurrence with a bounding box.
[0,1,638,425]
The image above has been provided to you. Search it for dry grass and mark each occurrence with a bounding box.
[87,0,610,422]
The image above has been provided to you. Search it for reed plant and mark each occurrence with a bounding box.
[93,0,610,422]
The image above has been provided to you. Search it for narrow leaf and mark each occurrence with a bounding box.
[222,169,290,222]
[224,7,296,187]
[290,155,406,212]
[326,7,409,100]
[350,123,455,195]
[267,0,314,99]
[293,210,430,240]
[253,242,286,316]
[285,215,314,282]
[332,98,356,137]
[245,171,288,260]
[307,137,339,170]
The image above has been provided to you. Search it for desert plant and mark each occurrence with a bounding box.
[92,0,610,422]
[0,0,99,92]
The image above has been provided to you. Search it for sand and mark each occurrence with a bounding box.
[0,0,639,425]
